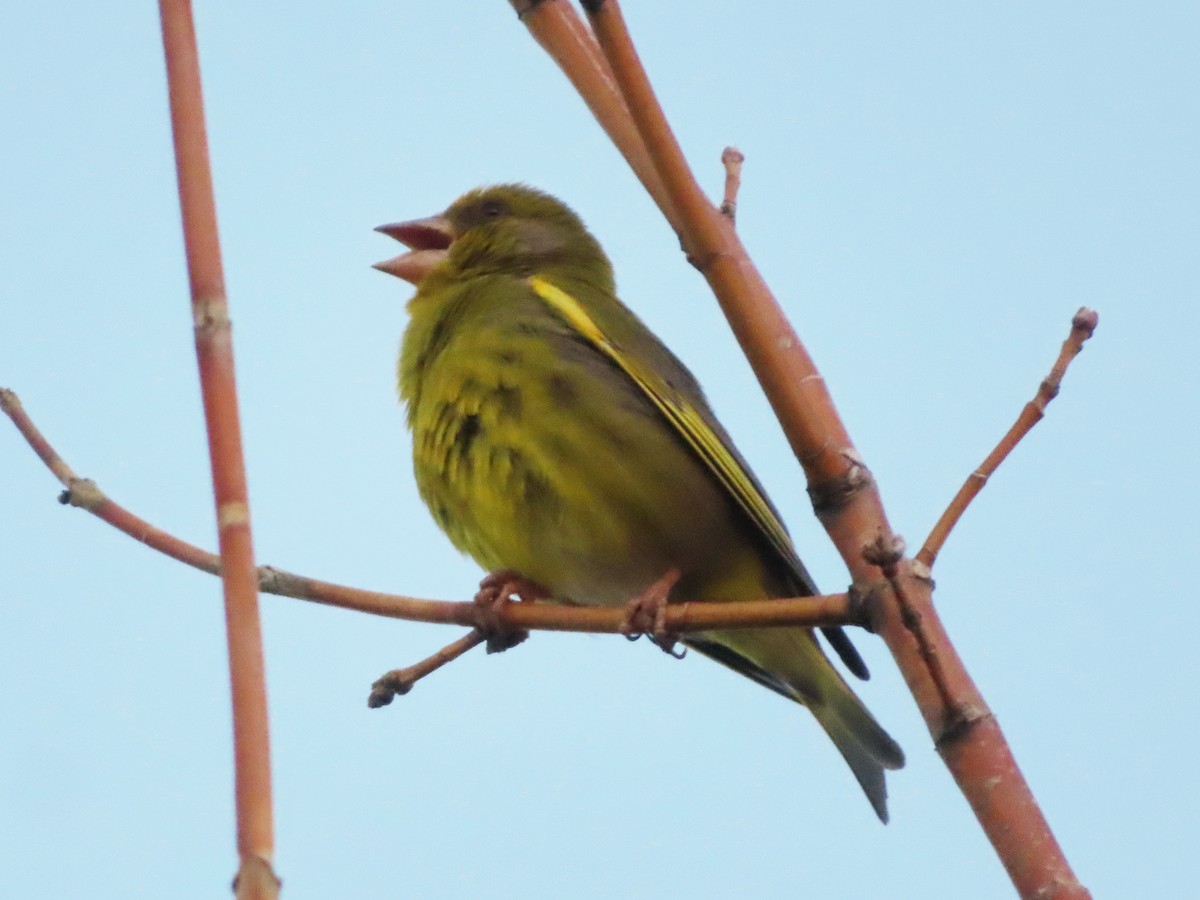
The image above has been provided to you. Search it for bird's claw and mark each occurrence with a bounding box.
[474,570,546,653]
[620,568,685,658]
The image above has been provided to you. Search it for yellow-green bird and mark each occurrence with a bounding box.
[375,184,904,821]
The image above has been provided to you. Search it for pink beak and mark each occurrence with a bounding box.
[373,215,455,284]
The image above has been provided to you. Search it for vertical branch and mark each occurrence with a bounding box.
[157,2,278,897]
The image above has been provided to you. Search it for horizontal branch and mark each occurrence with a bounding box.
[1,387,859,635]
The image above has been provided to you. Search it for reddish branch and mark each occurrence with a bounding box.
[510,0,677,229]
[157,1,277,897]
[515,1,1094,897]
[919,308,1100,568]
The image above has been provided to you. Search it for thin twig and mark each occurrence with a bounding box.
[157,1,277,896]
[368,631,487,707]
[2,388,859,635]
[864,535,968,736]
[719,147,744,222]
[918,308,1099,569]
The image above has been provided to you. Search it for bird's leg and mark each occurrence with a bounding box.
[473,569,547,653]
[620,568,686,659]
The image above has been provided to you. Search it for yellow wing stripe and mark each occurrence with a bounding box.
[528,276,795,564]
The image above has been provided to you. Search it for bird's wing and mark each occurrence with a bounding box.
[529,276,868,679]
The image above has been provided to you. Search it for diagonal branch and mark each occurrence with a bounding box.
[368,631,487,708]
[520,2,1094,898]
[580,0,885,546]
[918,308,1099,569]
[509,0,677,229]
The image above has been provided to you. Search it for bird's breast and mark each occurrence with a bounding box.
[403,293,773,606]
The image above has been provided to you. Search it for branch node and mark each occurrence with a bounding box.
[847,583,883,633]
[231,853,281,899]
[684,246,730,274]
[192,295,231,333]
[862,532,906,573]
[1036,379,1059,406]
[910,558,934,583]
[934,703,994,749]
[59,477,105,511]
[808,453,874,515]
[258,565,283,593]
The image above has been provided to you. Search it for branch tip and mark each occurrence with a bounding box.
[369,631,487,707]
[918,307,1100,568]
[1071,307,1099,335]
[719,146,745,222]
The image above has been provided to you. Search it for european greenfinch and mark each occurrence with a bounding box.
[375,185,904,821]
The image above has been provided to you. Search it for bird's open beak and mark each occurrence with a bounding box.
[373,215,455,284]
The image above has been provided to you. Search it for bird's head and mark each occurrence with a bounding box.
[374,184,611,286]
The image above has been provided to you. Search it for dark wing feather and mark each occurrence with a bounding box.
[529,276,868,679]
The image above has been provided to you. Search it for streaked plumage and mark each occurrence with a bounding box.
[375,184,904,820]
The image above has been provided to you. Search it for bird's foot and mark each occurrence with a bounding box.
[473,570,546,653]
[620,568,685,659]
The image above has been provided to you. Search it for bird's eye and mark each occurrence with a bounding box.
[480,199,506,219]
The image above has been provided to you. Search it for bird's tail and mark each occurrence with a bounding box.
[807,671,905,822]
[688,627,904,822]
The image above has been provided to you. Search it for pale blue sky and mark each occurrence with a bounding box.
[2,3,1197,898]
